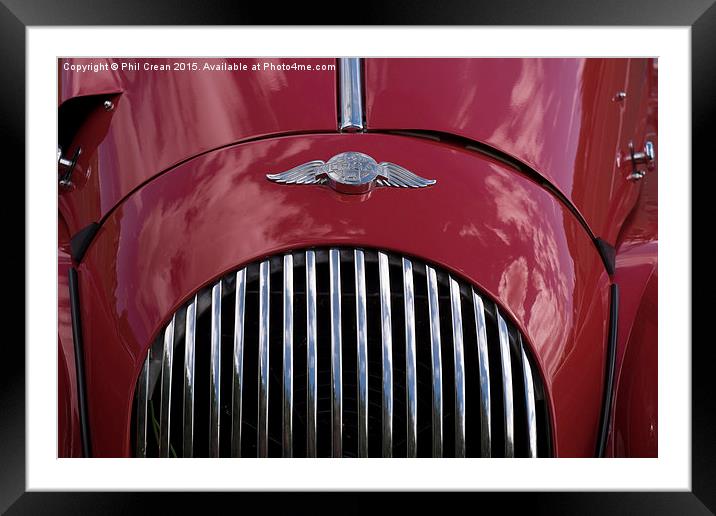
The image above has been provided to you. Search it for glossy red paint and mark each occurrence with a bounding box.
[616,120,658,248]
[365,58,658,244]
[58,58,338,236]
[604,116,658,457]
[606,240,658,457]
[76,133,610,457]
[58,239,81,457]
[612,268,657,457]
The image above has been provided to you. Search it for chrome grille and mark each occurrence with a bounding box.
[133,248,551,457]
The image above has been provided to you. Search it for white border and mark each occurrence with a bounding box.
[27,27,690,490]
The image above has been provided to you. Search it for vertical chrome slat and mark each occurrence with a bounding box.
[283,254,294,457]
[449,277,466,458]
[378,252,393,457]
[258,260,270,457]
[231,269,246,457]
[159,316,175,458]
[426,266,443,457]
[496,309,515,457]
[329,249,343,457]
[354,249,369,458]
[521,336,538,458]
[209,282,222,458]
[183,295,197,457]
[402,258,418,458]
[306,250,318,457]
[139,249,545,460]
[338,57,364,132]
[135,353,149,458]
[472,290,492,457]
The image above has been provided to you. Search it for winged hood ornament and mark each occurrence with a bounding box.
[266,151,436,194]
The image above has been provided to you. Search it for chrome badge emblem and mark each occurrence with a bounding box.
[266,151,436,194]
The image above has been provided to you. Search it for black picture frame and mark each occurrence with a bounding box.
[4,1,708,513]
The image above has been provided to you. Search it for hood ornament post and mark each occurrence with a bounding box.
[266,151,436,194]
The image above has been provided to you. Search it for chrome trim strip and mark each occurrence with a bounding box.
[378,252,393,457]
[329,249,343,457]
[231,270,246,457]
[472,290,491,457]
[159,316,175,458]
[209,282,222,458]
[521,336,538,458]
[496,309,515,457]
[338,57,364,132]
[449,277,466,457]
[426,266,443,457]
[355,249,369,458]
[403,258,418,458]
[258,260,270,457]
[283,254,294,457]
[306,250,318,457]
[183,296,197,457]
[135,353,149,458]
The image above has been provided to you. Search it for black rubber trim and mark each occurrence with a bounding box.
[70,222,100,263]
[68,268,92,457]
[595,237,617,276]
[596,283,619,457]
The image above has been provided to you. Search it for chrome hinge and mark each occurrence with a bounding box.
[625,140,655,181]
[58,146,81,189]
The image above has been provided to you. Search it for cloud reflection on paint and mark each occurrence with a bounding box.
[118,139,332,332]
[484,166,575,375]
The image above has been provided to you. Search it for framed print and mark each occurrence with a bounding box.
[6,0,710,513]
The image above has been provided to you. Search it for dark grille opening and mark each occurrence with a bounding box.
[192,289,212,457]
[240,263,260,457]
[267,257,284,457]
[389,254,407,459]
[292,253,308,459]
[535,367,552,458]
[413,263,434,458]
[219,280,235,459]
[510,327,529,458]
[436,268,456,458]
[132,247,551,458]
[339,249,358,458]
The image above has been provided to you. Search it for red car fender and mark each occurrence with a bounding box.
[73,132,610,457]
[58,239,82,457]
[607,241,658,457]
[365,57,657,245]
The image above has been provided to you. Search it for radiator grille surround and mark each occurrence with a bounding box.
[132,248,551,458]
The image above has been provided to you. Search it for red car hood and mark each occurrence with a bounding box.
[59,57,655,245]
[58,57,338,233]
[364,58,657,243]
